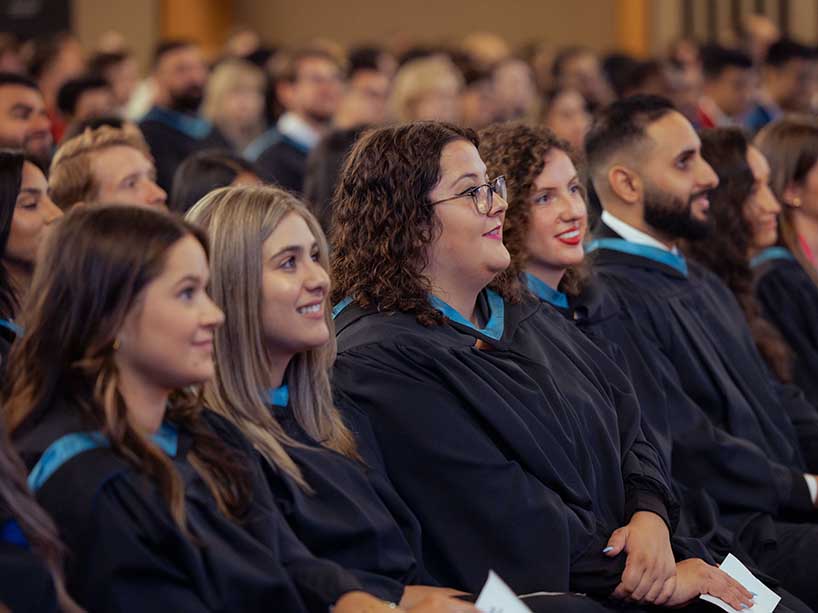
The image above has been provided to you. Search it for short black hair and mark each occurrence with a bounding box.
[0,71,39,92]
[56,76,110,116]
[62,115,127,141]
[170,149,258,215]
[700,44,753,79]
[585,94,676,174]
[764,38,815,67]
[87,51,130,76]
[153,39,197,68]
[347,45,383,77]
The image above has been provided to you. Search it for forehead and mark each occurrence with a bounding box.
[21,160,47,187]
[644,110,700,157]
[92,144,152,177]
[297,56,340,76]
[160,234,208,277]
[533,148,576,188]
[0,84,44,109]
[746,145,770,178]
[263,212,316,255]
[159,46,202,69]
[439,139,485,175]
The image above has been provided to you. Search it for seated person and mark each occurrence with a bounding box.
[6,204,467,613]
[49,124,167,210]
[170,149,260,215]
[328,120,754,611]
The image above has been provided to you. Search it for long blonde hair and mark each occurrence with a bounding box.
[754,115,818,288]
[186,186,357,489]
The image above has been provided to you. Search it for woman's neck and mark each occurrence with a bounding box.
[116,370,170,435]
[4,262,31,313]
[525,262,566,291]
[266,351,294,391]
[431,283,482,326]
[793,211,818,263]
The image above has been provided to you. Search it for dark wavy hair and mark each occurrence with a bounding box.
[4,205,251,530]
[478,122,586,295]
[0,149,24,320]
[330,121,522,326]
[683,128,793,382]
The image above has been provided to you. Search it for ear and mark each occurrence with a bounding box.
[607,164,642,206]
[276,81,295,109]
[782,182,803,208]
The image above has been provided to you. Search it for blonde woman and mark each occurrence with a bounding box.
[186,186,475,612]
[389,55,463,123]
[202,59,267,152]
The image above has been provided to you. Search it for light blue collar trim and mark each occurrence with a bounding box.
[429,289,505,340]
[525,273,569,309]
[0,318,22,336]
[143,106,212,140]
[28,422,179,492]
[750,246,795,269]
[587,237,688,277]
[332,296,353,319]
[244,127,282,161]
[265,385,289,408]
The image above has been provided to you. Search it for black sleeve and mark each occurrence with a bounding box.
[0,541,58,613]
[771,380,818,475]
[334,345,627,596]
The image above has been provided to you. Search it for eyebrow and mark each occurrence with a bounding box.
[17,187,42,196]
[449,172,483,190]
[269,242,319,260]
[117,171,142,186]
[674,147,697,163]
[534,175,580,192]
[9,103,33,114]
[174,274,205,287]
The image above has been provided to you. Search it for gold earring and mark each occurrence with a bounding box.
[112,338,121,351]
[793,197,802,207]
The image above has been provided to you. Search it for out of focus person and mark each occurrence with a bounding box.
[389,54,462,123]
[605,55,668,99]
[697,44,755,128]
[541,87,590,152]
[56,76,115,138]
[246,48,343,194]
[170,149,260,215]
[460,32,510,72]
[0,34,24,74]
[551,47,613,111]
[458,64,496,129]
[333,49,391,129]
[49,124,166,210]
[202,59,266,152]
[492,58,539,122]
[747,39,816,132]
[25,33,85,143]
[87,50,140,114]
[739,13,781,66]
[665,61,702,126]
[224,28,262,59]
[139,40,229,192]
[61,114,135,141]
[0,73,52,168]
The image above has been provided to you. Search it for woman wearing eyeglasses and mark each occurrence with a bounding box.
[329,122,754,612]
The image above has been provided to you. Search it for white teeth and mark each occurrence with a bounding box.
[297,304,321,314]
[558,230,580,239]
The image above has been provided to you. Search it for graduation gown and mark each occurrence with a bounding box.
[246,128,309,194]
[14,402,361,612]
[260,386,434,604]
[332,290,676,597]
[139,106,231,192]
[0,505,57,612]
[753,247,818,409]
[587,226,818,540]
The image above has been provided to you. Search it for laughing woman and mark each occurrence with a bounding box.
[329,121,754,612]
[4,205,429,613]
[186,185,471,611]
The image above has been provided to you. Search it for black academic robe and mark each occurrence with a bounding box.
[14,402,361,612]
[139,106,231,192]
[753,248,818,409]
[332,292,676,597]
[588,225,818,540]
[0,506,57,613]
[250,129,309,194]
[262,399,434,604]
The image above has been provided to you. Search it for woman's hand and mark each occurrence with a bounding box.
[334,590,478,613]
[608,511,677,604]
[663,558,755,609]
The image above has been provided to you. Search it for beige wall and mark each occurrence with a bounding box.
[234,0,618,51]
[72,0,159,72]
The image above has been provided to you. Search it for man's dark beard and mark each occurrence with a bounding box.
[643,184,713,241]
[169,85,204,114]
[304,109,334,125]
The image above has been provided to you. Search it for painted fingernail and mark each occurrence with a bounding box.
[602,546,614,553]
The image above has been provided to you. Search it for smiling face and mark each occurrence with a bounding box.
[5,161,63,271]
[640,110,720,241]
[743,145,781,252]
[91,145,167,209]
[0,84,52,165]
[525,148,587,287]
[115,234,224,431]
[425,139,510,298]
[260,212,331,368]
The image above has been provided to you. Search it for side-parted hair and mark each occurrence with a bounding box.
[331,121,522,326]
[685,128,793,382]
[4,205,250,530]
[186,186,357,489]
[0,149,24,320]
[755,116,818,288]
[585,95,677,185]
[478,122,587,295]
[49,124,152,210]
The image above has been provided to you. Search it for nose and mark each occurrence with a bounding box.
[697,157,720,190]
[561,192,587,221]
[759,185,782,215]
[203,295,225,328]
[490,192,509,216]
[148,180,167,208]
[305,260,330,294]
[42,194,63,224]
[33,112,51,133]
